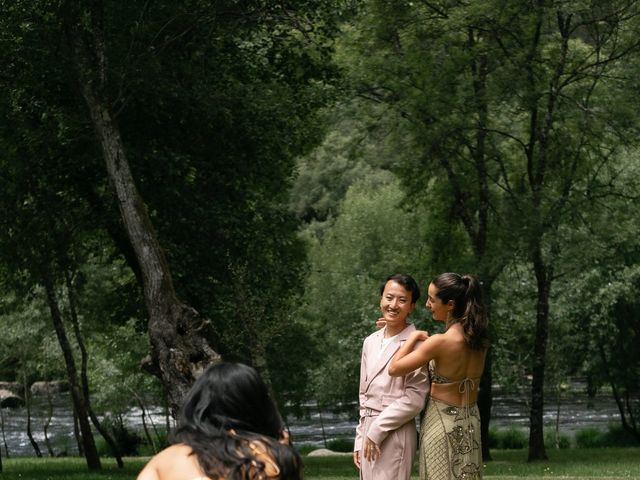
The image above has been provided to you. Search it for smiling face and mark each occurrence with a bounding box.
[379,280,415,336]
[426,282,454,322]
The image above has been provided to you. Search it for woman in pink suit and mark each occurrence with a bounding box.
[354,273,430,480]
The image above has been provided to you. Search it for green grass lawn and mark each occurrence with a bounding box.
[0,448,638,479]
[302,448,639,479]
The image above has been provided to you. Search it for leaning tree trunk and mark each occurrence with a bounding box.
[42,272,101,471]
[64,2,220,414]
[80,85,220,415]
[528,246,551,461]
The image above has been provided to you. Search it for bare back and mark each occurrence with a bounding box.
[136,444,209,480]
[429,326,486,406]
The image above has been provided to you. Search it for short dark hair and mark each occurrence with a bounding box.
[171,362,301,480]
[380,273,421,304]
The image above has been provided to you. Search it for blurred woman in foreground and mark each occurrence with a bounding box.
[137,362,301,480]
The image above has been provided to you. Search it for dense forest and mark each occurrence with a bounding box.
[0,0,639,471]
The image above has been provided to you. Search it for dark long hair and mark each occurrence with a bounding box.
[433,272,489,350]
[171,362,302,480]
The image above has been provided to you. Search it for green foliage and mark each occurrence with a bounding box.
[489,427,528,450]
[0,288,66,383]
[326,438,354,453]
[575,425,640,449]
[95,418,141,457]
[295,444,318,456]
[337,1,640,458]
[0,0,355,410]
[297,174,431,407]
[137,430,170,457]
[544,429,571,450]
[290,125,377,223]
[574,427,604,448]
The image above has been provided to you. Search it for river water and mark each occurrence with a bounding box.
[0,387,622,456]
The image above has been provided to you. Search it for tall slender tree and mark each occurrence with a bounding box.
[342,0,640,460]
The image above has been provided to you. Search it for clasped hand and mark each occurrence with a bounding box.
[408,330,429,342]
[354,436,382,468]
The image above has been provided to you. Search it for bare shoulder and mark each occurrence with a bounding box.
[424,331,463,358]
[137,444,203,480]
[424,332,448,347]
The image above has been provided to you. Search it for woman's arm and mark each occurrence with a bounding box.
[388,332,442,377]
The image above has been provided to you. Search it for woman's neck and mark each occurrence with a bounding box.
[445,319,462,331]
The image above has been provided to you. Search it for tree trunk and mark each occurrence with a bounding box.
[24,377,42,457]
[42,272,101,470]
[598,345,640,442]
[528,246,550,461]
[64,268,124,467]
[466,34,495,460]
[44,386,55,456]
[72,406,84,456]
[478,348,493,460]
[0,407,8,459]
[132,391,157,454]
[554,384,561,449]
[84,86,220,414]
[478,279,494,461]
[64,4,220,414]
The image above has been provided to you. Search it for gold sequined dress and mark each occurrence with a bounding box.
[419,361,482,480]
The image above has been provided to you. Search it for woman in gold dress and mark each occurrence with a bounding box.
[389,273,489,480]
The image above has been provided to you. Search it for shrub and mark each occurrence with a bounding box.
[296,444,320,455]
[489,426,528,449]
[575,427,604,448]
[94,417,141,456]
[574,424,640,448]
[544,428,571,449]
[326,437,354,452]
[137,428,169,456]
[601,424,640,447]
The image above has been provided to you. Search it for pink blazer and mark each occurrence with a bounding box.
[354,324,430,450]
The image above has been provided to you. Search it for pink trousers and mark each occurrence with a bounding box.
[359,416,418,480]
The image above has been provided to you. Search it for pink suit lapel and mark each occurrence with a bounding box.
[364,324,416,388]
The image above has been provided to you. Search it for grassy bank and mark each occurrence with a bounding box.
[302,448,640,479]
[0,447,638,479]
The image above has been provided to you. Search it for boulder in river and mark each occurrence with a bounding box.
[0,389,24,408]
[30,380,69,396]
[0,381,21,394]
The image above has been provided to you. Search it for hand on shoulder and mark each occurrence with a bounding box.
[410,330,429,342]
